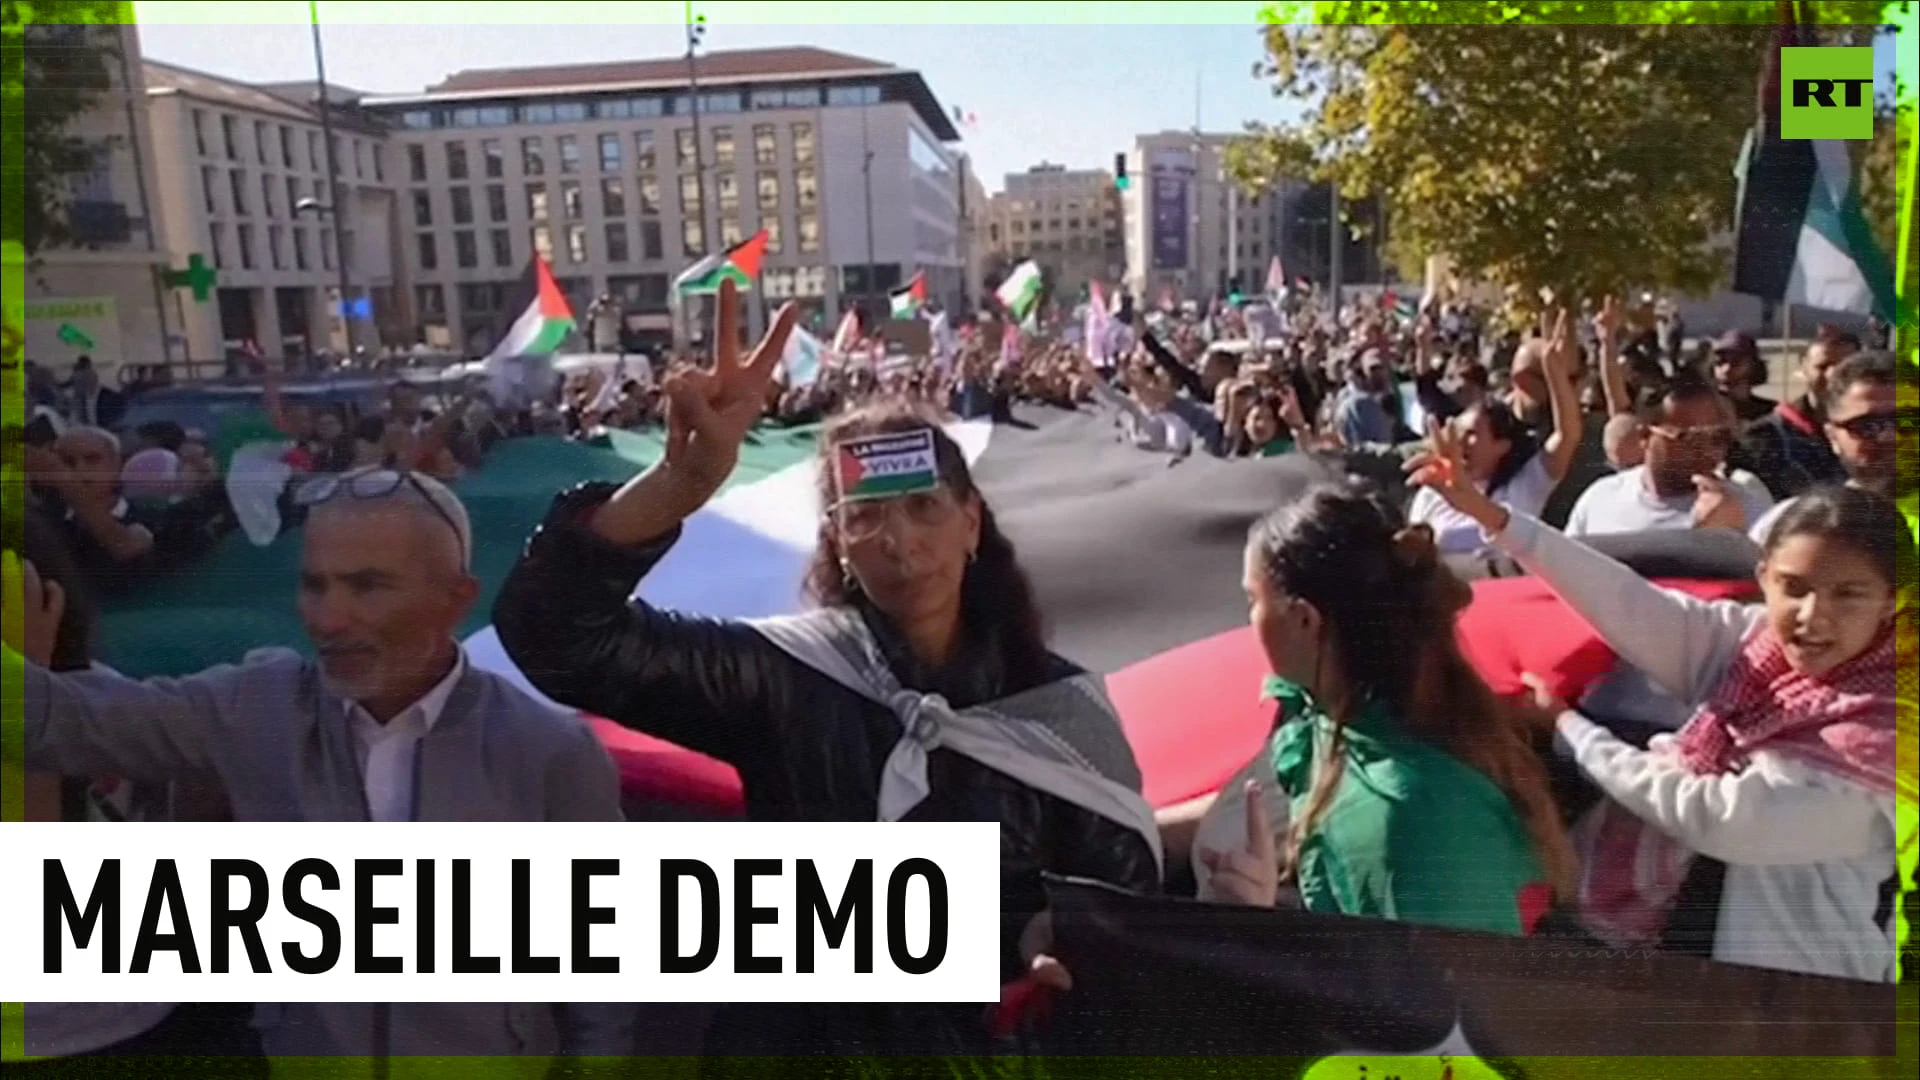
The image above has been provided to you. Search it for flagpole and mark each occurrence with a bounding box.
[684,3,713,353]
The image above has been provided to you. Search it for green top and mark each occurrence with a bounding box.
[1256,436,1295,457]
[1261,677,1550,937]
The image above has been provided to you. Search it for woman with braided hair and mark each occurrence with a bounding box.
[1191,483,1577,937]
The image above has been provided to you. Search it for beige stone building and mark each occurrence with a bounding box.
[981,163,1124,305]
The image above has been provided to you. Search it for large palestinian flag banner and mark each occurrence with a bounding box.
[86,403,1894,1066]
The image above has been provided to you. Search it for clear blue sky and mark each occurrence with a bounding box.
[130,5,1291,193]
[131,3,1900,196]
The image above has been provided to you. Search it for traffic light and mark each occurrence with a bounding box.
[1114,152,1129,191]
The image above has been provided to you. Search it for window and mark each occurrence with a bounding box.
[200,166,218,214]
[797,213,819,253]
[750,88,785,110]
[717,173,739,215]
[455,230,478,269]
[719,218,743,247]
[523,102,556,124]
[791,123,815,165]
[598,133,621,172]
[261,173,276,217]
[408,144,427,182]
[560,180,583,218]
[460,282,503,313]
[308,131,322,172]
[762,216,782,254]
[526,183,548,220]
[607,272,670,310]
[634,131,656,170]
[713,127,734,168]
[279,125,294,167]
[486,184,507,223]
[681,219,704,256]
[400,110,434,130]
[678,174,702,214]
[451,187,474,225]
[482,139,504,178]
[192,110,209,156]
[700,92,742,114]
[784,86,822,108]
[415,283,445,315]
[531,225,553,260]
[314,180,326,206]
[753,125,776,166]
[522,137,544,175]
[638,174,661,214]
[412,189,433,227]
[341,229,356,271]
[353,139,366,178]
[795,168,817,210]
[795,266,828,297]
[446,142,469,180]
[601,177,625,217]
[826,84,880,107]
[267,225,283,270]
[221,115,238,159]
[1068,218,1081,230]
[293,228,309,270]
[490,228,513,267]
[566,224,588,263]
[554,101,588,123]
[321,227,333,270]
[756,171,779,211]
[675,129,696,169]
[237,223,254,269]
[604,223,629,262]
[372,145,385,182]
[639,219,662,260]
[229,170,249,215]
[416,233,437,269]
[209,223,226,269]
[557,135,580,173]
[254,121,269,163]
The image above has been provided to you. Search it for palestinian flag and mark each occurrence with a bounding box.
[1731,5,1895,318]
[996,259,1043,323]
[673,228,769,296]
[889,271,927,319]
[485,256,575,361]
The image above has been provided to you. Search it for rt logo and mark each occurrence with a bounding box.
[1780,46,1875,139]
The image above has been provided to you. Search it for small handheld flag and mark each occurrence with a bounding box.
[890,271,927,319]
[674,229,769,296]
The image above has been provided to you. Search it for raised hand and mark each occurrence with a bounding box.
[2,555,67,667]
[1691,473,1746,532]
[1405,419,1507,533]
[1198,779,1280,908]
[661,278,799,500]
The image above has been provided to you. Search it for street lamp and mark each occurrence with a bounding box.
[294,195,357,362]
[307,2,360,360]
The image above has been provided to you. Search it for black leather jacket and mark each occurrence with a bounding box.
[494,483,1160,1062]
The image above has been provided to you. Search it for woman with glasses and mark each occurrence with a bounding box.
[492,281,1160,1072]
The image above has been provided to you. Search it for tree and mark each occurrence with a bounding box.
[1230,0,1889,307]
[1855,99,1914,300]
[4,4,127,256]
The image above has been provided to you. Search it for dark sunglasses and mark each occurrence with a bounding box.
[1829,411,1919,440]
[294,469,468,570]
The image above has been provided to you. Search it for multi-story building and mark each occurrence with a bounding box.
[957,152,990,312]
[21,24,173,383]
[984,162,1124,305]
[145,59,399,366]
[357,46,963,348]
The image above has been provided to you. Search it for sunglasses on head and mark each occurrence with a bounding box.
[294,469,469,571]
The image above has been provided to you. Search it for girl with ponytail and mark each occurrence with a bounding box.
[1196,483,1576,937]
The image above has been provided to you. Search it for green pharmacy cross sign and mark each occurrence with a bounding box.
[57,324,95,350]
[164,253,219,302]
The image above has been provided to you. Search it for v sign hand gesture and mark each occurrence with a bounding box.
[1198,779,1281,908]
[661,278,800,501]
[1405,419,1510,536]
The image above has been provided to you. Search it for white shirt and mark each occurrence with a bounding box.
[1566,465,1774,538]
[1410,452,1557,555]
[345,650,466,822]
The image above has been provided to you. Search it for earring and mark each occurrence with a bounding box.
[966,548,978,565]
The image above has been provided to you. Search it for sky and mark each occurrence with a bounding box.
[130,2,1294,193]
[131,2,1902,196]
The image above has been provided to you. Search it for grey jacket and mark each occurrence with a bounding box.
[24,647,636,1061]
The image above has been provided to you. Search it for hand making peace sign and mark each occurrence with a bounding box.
[1197,779,1281,907]
[661,278,799,501]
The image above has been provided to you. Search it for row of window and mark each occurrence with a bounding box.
[190,109,384,183]
[409,169,818,229]
[207,220,337,274]
[405,123,816,183]
[413,209,820,272]
[1001,236,1130,257]
[1005,217,1120,235]
[416,262,832,328]
[199,166,338,222]
[392,82,881,131]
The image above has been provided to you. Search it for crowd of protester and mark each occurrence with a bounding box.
[7,274,1913,1072]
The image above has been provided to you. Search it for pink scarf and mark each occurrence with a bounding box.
[1575,621,1901,948]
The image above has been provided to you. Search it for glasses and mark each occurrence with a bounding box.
[1829,411,1918,441]
[829,488,958,545]
[294,469,469,570]
[1646,424,1734,448]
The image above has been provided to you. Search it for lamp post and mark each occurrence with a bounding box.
[307,2,358,361]
[684,3,714,346]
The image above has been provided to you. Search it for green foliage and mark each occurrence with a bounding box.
[1236,0,1893,303]
[2,3,128,256]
